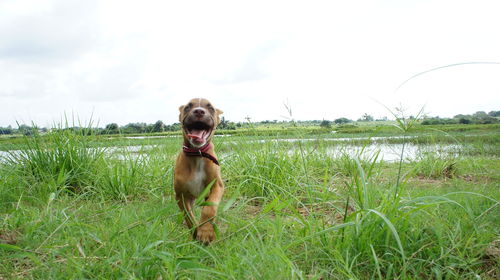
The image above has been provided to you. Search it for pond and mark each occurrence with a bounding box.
[0,136,461,163]
[103,141,459,162]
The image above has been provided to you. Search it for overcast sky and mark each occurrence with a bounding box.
[1,0,499,127]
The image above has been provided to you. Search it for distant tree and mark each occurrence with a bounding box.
[145,123,154,132]
[473,111,488,119]
[123,123,147,134]
[478,116,497,124]
[18,124,36,136]
[472,111,498,124]
[0,125,13,134]
[218,117,229,129]
[334,117,352,124]
[223,122,237,130]
[422,117,457,125]
[453,114,468,119]
[320,119,332,128]
[105,123,118,130]
[164,123,181,131]
[458,118,471,124]
[358,113,374,122]
[218,117,236,130]
[488,110,500,117]
[152,120,166,132]
[104,123,119,134]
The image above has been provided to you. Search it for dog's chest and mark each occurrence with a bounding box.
[186,158,206,197]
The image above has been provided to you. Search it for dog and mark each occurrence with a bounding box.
[174,98,224,244]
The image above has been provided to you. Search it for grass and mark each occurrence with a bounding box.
[409,150,458,179]
[0,123,499,279]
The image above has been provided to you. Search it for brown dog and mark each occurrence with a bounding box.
[174,98,224,244]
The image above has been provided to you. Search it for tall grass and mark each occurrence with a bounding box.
[0,120,498,278]
[3,123,174,202]
[410,150,458,179]
[5,124,106,198]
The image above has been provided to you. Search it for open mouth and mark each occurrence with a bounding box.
[184,121,213,146]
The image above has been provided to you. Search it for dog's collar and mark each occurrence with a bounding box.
[182,142,220,166]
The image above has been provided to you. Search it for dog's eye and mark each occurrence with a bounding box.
[206,104,215,112]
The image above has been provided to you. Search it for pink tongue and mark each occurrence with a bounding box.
[188,130,206,143]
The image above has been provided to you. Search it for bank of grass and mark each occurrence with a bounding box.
[0,126,499,279]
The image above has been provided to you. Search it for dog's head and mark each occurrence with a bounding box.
[179,98,223,148]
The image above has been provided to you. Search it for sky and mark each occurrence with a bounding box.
[1,0,499,127]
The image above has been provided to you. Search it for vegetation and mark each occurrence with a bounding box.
[2,110,497,137]
[422,110,500,125]
[0,117,498,279]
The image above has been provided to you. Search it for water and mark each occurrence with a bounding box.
[0,150,17,163]
[103,142,459,162]
[0,136,461,163]
[253,135,416,143]
[122,134,232,140]
[323,143,460,162]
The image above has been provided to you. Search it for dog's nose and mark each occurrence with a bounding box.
[193,108,206,118]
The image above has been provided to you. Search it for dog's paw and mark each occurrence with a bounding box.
[196,223,215,245]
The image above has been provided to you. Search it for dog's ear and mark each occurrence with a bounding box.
[178,105,185,122]
[215,108,224,125]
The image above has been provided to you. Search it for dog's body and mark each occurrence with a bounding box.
[174,98,224,244]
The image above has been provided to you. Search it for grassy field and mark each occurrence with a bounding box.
[0,123,499,279]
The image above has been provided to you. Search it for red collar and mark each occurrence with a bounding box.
[182,142,219,165]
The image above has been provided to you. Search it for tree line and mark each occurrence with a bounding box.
[1,111,498,136]
[421,110,499,125]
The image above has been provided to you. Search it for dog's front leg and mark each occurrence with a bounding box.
[196,179,224,244]
[176,193,196,229]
